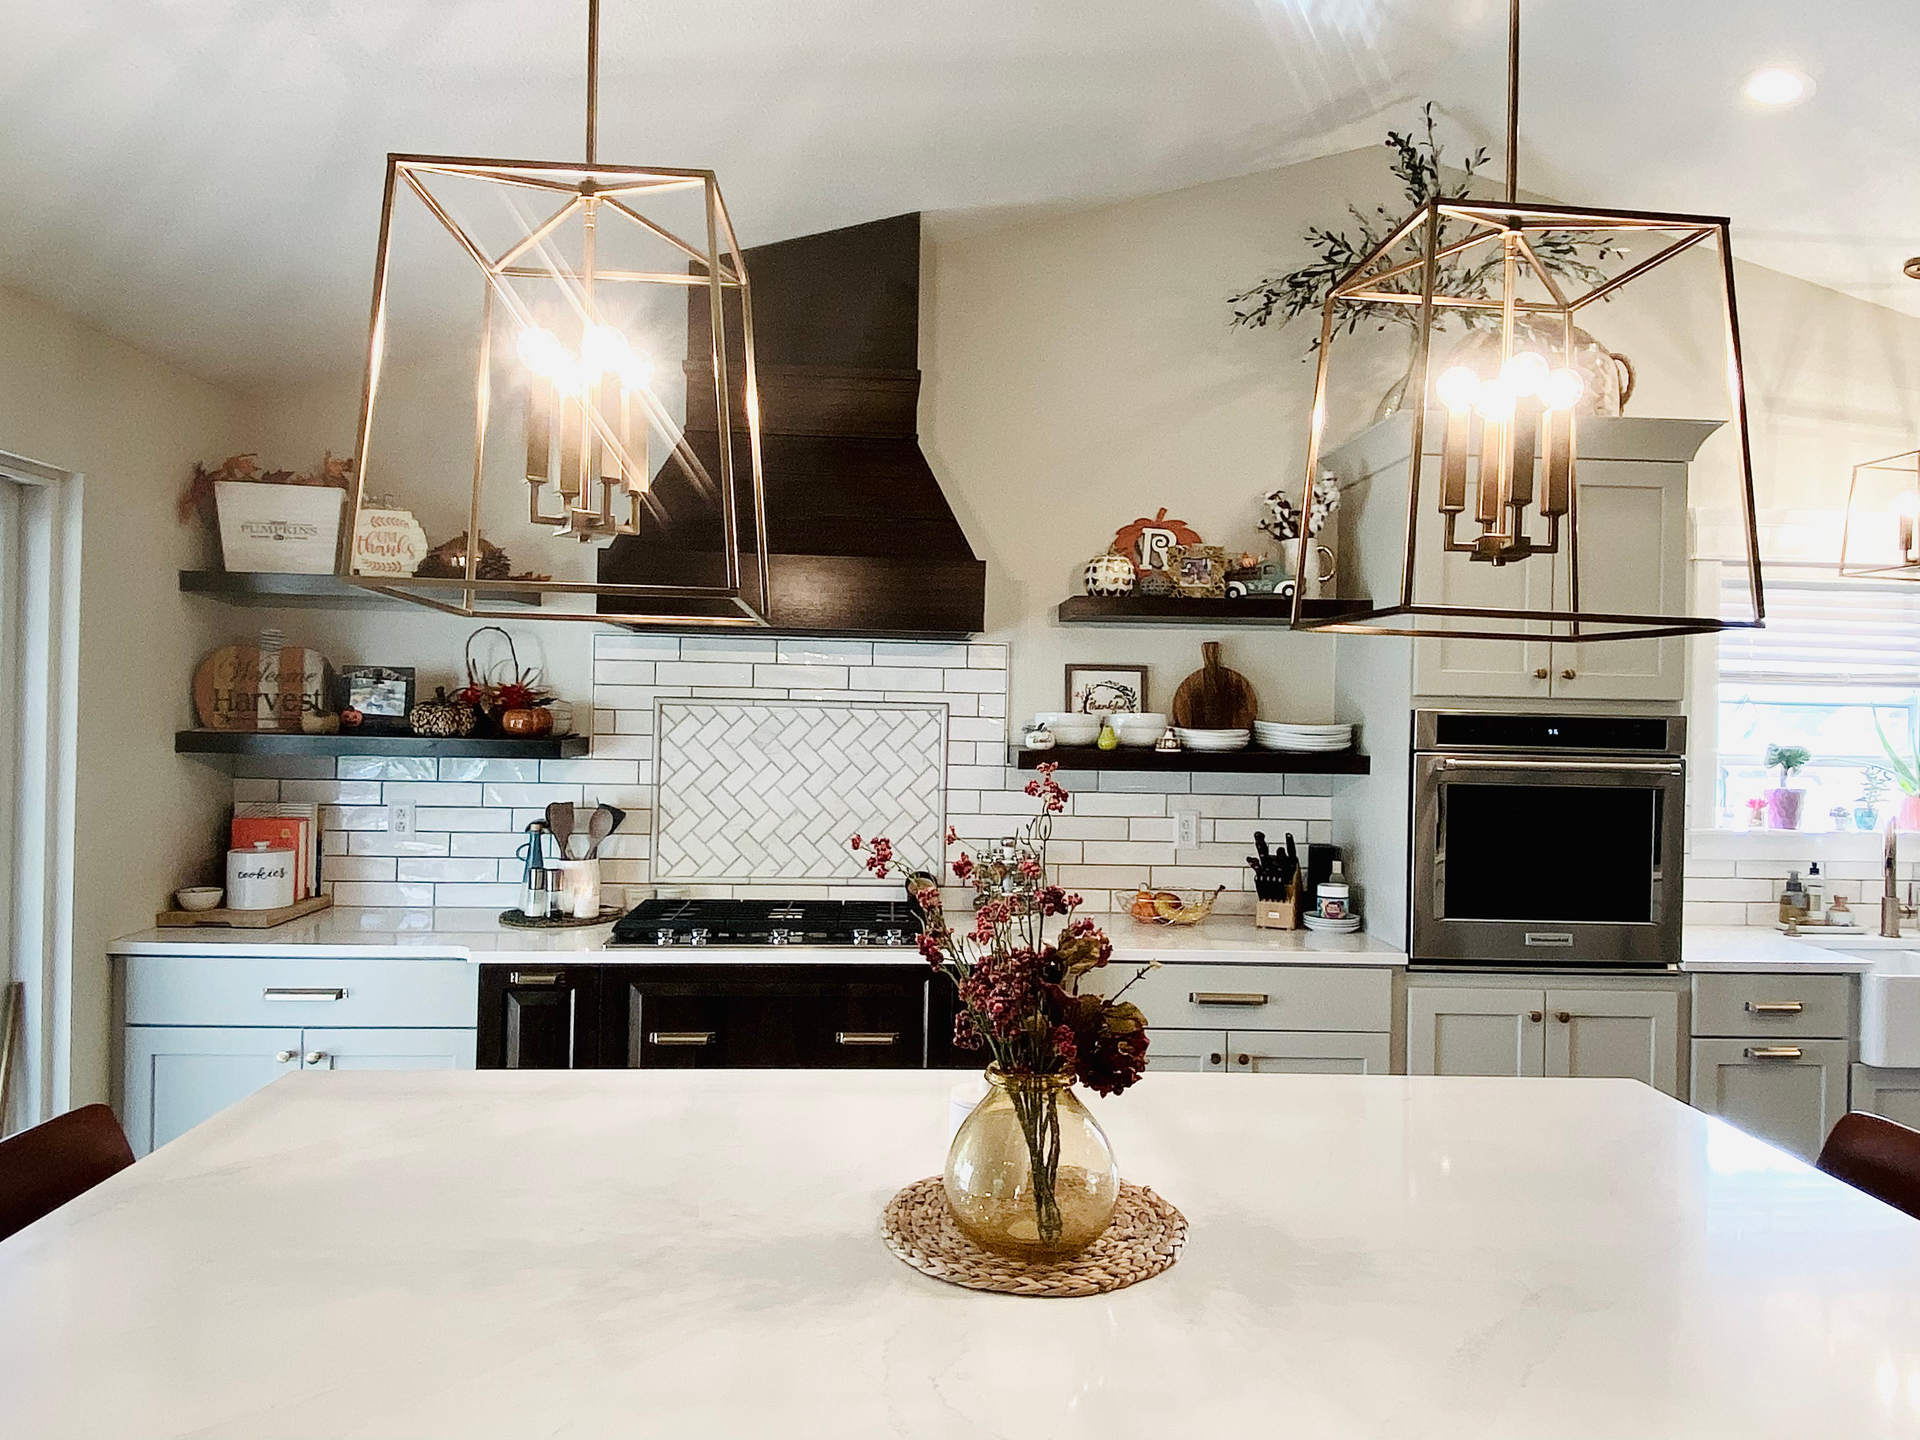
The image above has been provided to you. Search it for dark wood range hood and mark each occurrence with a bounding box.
[598,213,985,638]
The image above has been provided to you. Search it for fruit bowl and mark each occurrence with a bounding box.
[1127,885,1225,926]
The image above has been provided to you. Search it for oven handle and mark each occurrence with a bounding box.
[1434,759,1685,776]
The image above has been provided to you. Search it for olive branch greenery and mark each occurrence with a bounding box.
[1228,104,1621,349]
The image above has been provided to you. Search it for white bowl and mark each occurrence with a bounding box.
[1111,713,1168,747]
[1038,713,1102,746]
[175,886,224,912]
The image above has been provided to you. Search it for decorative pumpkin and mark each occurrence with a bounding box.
[1135,569,1177,598]
[500,707,554,738]
[1111,507,1203,574]
[1082,550,1137,597]
[410,687,477,738]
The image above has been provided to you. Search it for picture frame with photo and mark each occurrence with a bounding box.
[1064,664,1150,715]
[1165,543,1230,599]
[337,665,417,733]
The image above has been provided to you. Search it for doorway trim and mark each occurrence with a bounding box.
[0,450,82,1134]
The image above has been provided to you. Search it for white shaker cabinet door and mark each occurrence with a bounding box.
[1407,986,1547,1077]
[298,1028,477,1072]
[1544,988,1682,1097]
[1143,1030,1228,1073]
[1229,1031,1392,1075]
[1549,458,1688,702]
[123,1025,302,1156]
[1691,1038,1849,1162]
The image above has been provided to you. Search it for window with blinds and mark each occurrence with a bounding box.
[1719,573,1920,688]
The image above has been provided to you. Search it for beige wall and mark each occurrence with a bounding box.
[0,282,242,1107]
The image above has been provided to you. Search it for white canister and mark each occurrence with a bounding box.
[227,840,296,910]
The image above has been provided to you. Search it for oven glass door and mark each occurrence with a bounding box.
[1414,756,1684,965]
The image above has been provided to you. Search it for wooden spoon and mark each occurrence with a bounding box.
[545,801,576,860]
[585,804,615,860]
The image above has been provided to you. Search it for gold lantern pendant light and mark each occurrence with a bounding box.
[342,0,771,627]
[1839,449,1920,579]
[1288,0,1765,642]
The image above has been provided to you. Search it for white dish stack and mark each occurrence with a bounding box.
[1173,727,1251,753]
[1253,721,1354,753]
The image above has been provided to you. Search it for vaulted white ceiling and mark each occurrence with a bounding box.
[2,0,1914,391]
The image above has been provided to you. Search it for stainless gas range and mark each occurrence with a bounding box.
[607,898,925,949]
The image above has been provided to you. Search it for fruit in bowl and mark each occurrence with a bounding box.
[1128,885,1225,926]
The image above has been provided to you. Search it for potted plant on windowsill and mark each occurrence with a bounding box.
[1763,744,1810,830]
[1858,766,1893,833]
[1872,710,1920,830]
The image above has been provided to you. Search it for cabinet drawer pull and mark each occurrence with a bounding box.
[1190,991,1269,1007]
[1236,1053,1251,1067]
[1555,1011,1571,1023]
[275,1050,296,1064]
[835,1032,900,1046]
[303,1051,326,1065]
[262,987,345,1001]
[1746,1001,1805,1015]
[1208,1052,1223,1066]
[509,971,565,986]
[1529,1010,1543,1023]
[1745,1046,1804,1060]
[647,1031,715,1047]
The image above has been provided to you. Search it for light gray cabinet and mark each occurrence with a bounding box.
[1849,1065,1920,1130]
[1407,986,1545,1077]
[123,1026,303,1155]
[1691,1039,1849,1160]
[1408,982,1681,1095]
[1145,1030,1228,1073]
[1230,1030,1391,1075]
[116,953,478,1156]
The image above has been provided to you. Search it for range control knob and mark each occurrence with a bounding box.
[768,929,793,946]
[654,929,677,946]
[850,928,873,946]
[883,928,907,947]
[687,928,710,947]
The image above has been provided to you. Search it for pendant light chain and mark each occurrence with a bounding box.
[1504,0,1520,204]
[585,0,601,166]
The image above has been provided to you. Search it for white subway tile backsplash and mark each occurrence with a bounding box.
[1099,772,1192,794]
[681,636,781,662]
[450,833,528,858]
[396,857,504,884]
[482,783,585,809]
[656,661,756,687]
[347,831,450,857]
[282,780,383,806]
[1069,792,1167,817]
[323,856,397,882]
[946,765,1007,790]
[967,644,1008,669]
[432,883,522,907]
[594,634,681,661]
[538,759,642,784]
[753,664,848,691]
[331,882,437,907]
[321,805,389,832]
[437,758,542,783]
[949,717,1008,744]
[941,668,1006,693]
[776,639,874,665]
[415,807,512,832]
[381,782,483,807]
[875,642,970,666]
[866,666,946,692]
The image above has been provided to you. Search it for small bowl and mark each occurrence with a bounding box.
[1038,713,1102,746]
[1111,713,1169,747]
[175,886,224,912]
[1127,885,1224,926]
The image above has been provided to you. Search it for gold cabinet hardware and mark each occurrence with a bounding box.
[1746,1001,1805,1015]
[835,1032,899,1046]
[648,1031,716,1046]
[1745,1046,1804,1060]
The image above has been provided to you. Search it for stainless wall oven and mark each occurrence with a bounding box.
[1412,710,1686,969]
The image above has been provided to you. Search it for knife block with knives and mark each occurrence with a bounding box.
[1249,830,1304,930]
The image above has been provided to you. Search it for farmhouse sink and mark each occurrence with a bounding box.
[1860,951,1920,1067]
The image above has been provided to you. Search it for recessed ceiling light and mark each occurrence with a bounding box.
[1743,66,1814,107]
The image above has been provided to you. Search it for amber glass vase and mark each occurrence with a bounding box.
[944,1066,1119,1260]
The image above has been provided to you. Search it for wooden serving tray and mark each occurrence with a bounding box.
[156,895,333,929]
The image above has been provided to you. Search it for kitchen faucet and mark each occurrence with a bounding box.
[1884,820,1912,938]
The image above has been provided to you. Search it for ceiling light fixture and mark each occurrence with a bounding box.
[1286,0,1764,643]
[1743,67,1814,107]
[340,0,770,626]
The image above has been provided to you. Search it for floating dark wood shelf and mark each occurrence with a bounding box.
[175,731,591,759]
[179,571,536,608]
[1013,747,1368,774]
[1056,595,1366,626]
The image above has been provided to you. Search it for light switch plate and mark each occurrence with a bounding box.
[387,800,415,837]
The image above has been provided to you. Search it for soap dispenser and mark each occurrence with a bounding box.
[1805,862,1825,921]
[1780,870,1809,924]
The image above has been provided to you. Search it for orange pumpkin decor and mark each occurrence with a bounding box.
[1111,508,1203,574]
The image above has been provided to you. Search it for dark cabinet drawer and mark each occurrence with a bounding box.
[477,966,603,1069]
[615,968,931,1068]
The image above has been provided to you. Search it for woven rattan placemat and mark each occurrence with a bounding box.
[881,1177,1186,1297]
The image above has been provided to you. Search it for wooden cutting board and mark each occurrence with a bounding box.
[1170,641,1258,729]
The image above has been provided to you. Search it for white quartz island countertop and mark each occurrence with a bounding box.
[6,1070,1920,1439]
[105,908,1410,966]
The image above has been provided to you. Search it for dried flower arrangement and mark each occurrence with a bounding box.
[176,452,353,525]
[856,763,1154,1248]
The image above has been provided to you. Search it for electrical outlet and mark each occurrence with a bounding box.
[1174,808,1201,848]
[387,800,416,838]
